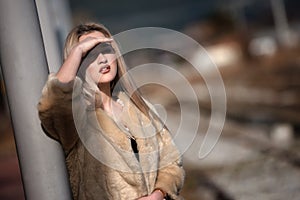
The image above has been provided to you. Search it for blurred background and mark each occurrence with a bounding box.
[1,0,300,199]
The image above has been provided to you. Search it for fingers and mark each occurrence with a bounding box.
[76,37,114,57]
[97,37,113,43]
[84,36,113,47]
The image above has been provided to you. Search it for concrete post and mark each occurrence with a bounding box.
[35,0,63,72]
[35,0,73,73]
[0,0,72,199]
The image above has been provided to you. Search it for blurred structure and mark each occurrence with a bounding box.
[270,0,297,47]
[0,69,5,112]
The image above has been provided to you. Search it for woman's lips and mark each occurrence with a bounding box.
[99,65,111,74]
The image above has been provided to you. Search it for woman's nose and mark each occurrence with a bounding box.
[97,53,107,64]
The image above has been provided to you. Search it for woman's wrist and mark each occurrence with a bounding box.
[56,49,82,83]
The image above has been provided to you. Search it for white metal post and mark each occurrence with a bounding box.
[0,0,72,199]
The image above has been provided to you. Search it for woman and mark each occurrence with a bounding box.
[38,22,184,200]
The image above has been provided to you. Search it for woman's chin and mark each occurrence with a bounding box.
[97,77,115,85]
[96,73,117,85]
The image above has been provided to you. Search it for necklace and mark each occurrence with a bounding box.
[115,98,139,160]
[112,98,136,141]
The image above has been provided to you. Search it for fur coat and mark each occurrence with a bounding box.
[38,74,185,200]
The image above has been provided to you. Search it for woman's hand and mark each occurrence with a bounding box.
[138,190,165,200]
[56,37,112,83]
[74,36,113,58]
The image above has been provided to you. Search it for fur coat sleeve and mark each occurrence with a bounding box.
[37,73,85,154]
[145,101,185,200]
[155,127,185,200]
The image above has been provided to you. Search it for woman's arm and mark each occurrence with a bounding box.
[38,36,112,154]
[138,126,184,200]
[56,37,112,83]
[37,74,84,154]
[144,101,185,200]
[154,127,185,200]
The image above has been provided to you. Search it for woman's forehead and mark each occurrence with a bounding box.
[79,31,106,42]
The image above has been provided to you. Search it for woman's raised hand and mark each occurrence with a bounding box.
[75,37,113,58]
[56,37,113,83]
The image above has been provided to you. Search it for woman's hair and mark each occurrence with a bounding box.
[63,22,152,119]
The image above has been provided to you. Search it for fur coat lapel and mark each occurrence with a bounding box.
[83,92,159,194]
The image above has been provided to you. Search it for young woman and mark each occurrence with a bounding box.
[38,22,184,200]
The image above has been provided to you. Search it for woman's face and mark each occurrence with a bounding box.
[79,31,117,85]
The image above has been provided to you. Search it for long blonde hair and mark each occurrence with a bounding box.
[63,22,152,119]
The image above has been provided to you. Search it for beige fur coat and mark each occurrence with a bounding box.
[38,74,185,200]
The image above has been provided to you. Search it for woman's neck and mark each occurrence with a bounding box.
[97,82,123,118]
[98,82,112,112]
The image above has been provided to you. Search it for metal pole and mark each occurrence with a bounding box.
[35,0,63,73]
[49,0,73,50]
[0,0,72,199]
[35,0,73,73]
[270,0,292,47]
